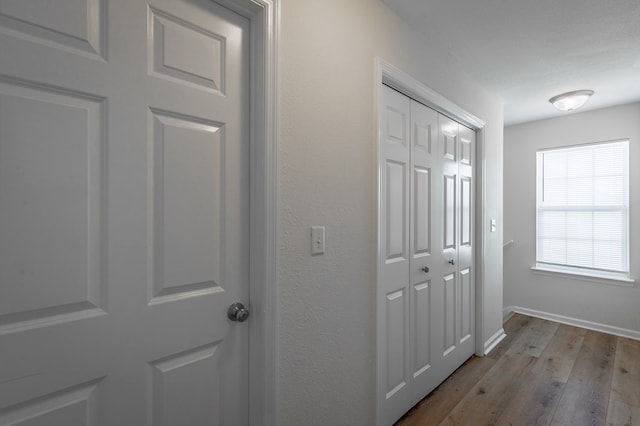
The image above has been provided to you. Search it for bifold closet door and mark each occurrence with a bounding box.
[379,86,412,426]
[378,85,475,425]
[438,115,476,376]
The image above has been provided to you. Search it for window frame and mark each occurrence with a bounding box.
[533,139,631,283]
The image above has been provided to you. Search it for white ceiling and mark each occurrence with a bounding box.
[382,0,640,125]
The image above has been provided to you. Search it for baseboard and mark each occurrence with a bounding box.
[483,327,507,355]
[503,306,516,322]
[505,306,640,341]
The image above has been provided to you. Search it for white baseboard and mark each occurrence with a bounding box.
[502,307,515,322]
[503,305,640,342]
[483,327,507,355]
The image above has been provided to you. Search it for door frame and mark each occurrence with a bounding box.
[217,1,278,425]
[374,58,486,425]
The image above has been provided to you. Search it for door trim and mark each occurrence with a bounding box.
[374,58,486,425]
[217,1,278,425]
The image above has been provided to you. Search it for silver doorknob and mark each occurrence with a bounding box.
[448,259,455,265]
[421,266,430,273]
[227,302,250,322]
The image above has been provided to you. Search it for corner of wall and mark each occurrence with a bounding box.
[483,327,507,355]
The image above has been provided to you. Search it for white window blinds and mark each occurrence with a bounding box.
[536,140,629,274]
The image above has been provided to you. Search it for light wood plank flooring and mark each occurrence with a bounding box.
[395,313,640,426]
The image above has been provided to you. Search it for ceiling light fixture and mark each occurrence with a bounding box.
[549,90,594,111]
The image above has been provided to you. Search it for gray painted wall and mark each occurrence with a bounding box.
[504,102,640,334]
[277,0,504,423]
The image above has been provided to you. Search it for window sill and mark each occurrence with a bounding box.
[531,264,635,287]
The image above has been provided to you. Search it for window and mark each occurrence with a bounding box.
[535,140,629,279]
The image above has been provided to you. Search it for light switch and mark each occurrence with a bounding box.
[490,219,497,232]
[311,226,325,255]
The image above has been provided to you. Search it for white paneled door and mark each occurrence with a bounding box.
[378,85,475,425]
[0,1,250,424]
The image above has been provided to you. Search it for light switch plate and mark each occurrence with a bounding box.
[311,226,325,255]
[490,219,497,232]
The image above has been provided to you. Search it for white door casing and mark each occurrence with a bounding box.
[0,0,279,424]
[378,85,476,425]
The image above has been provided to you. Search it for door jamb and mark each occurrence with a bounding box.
[374,58,486,425]
[216,1,278,425]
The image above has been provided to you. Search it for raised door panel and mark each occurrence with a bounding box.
[0,80,105,331]
[149,110,223,302]
[443,273,456,357]
[386,107,407,147]
[460,177,472,247]
[149,7,224,93]
[0,0,105,58]
[148,344,221,426]
[411,103,434,156]
[441,122,457,162]
[440,115,458,258]
[381,86,410,161]
[460,134,472,166]
[443,134,456,161]
[385,161,407,263]
[413,168,431,257]
[410,101,435,145]
[460,268,472,344]
[413,282,431,377]
[0,380,101,426]
[443,174,457,251]
[385,289,407,399]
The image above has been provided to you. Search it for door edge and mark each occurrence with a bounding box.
[216,1,279,425]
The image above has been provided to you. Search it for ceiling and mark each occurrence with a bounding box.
[382,0,640,125]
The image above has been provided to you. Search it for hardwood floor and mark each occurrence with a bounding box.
[395,313,640,426]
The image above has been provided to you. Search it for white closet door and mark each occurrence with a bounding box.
[379,86,475,425]
[456,124,476,361]
[408,100,443,396]
[379,85,412,424]
[0,1,250,424]
[437,116,476,377]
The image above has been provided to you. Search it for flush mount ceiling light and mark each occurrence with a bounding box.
[549,90,594,111]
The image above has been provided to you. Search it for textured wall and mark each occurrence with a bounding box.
[277,0,504,423]
[504,102,640,333]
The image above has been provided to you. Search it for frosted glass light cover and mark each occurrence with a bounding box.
[549,90,594,111]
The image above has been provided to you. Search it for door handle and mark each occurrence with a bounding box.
[421,266,430,273]
[448,259,455,265]
[227,302,250,322]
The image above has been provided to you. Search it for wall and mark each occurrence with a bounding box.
[504,102,640,335]
[277,0,504,424]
